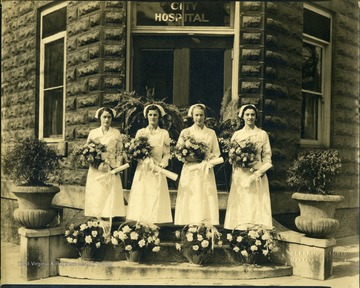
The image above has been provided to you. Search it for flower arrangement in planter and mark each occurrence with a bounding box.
[1,137,63,228]
[286,149,344,238]
[64,218,107,261]
[111,222,161,263]
[174,135,209,163]
[225,224,278,265]
[175,223,222,265]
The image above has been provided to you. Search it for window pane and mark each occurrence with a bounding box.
[42,7,66,38]
[136,50,174,103]
[136,1,231,27]
[44,39,64,88]
[190,50,224,116]
[303,8,330,42]
[302,42,322,92]
[43,88,63,138]
[301,92,318,140]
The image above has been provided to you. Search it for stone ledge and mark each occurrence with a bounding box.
[57,258,292,280]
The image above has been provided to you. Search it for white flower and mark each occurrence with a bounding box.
[182,149,188,156]
[154,238,160,245]
[80,224,87,231]
[241,250,248,257]
[261,232,271,240]
[130,232,139,240]
[255,240,262,246]
[85,235,92,244]
[147,236,153,243]
[73,231,79,237]
[188,227,197,233]
[201,240,209,248]
[262,249,269,256]
[152,246,160,253]
[218,241,223,247]
[113,231,119,237]
[175,243,182,251]
[111,237,119,245]
[226,233,233,241]
[118,231,127,240]
[192,245,199,251]
[95,242,101,248]
[248,230,259,239]
[186,233,194,242]
[73,239,77,244]
[138,239,146,248]
[197,234,203,241]
[233,246,240,253]
[92,221,99,228]
[87,221,93,228]
[125,245,132,251]
[122,225,131,233]
[91,231,98,237]
[175,231,181,238]
[236,236,243,242]
[65,230,70,236]
[66,237,73,243]
[250,245,258,251]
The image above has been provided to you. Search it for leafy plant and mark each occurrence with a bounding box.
[286,149,342,195]
[175,223,222,264]
[2,137,62,186]
[111,222,161,253]
[65,218,106,250]
[226,224,278,264]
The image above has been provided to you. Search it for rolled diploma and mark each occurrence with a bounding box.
[95,163,130,181]
[188,157,224,172]
[245,162,273,187]
[152,165,178,181]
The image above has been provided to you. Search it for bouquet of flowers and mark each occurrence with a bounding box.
[175,223,222,265]
[111,222,161,254]
[71,140,107,169]
[64,218,106,250]
[174,135,209,163]
[226,224,278,265]
[124,136,153,162]
[228,138,257,168]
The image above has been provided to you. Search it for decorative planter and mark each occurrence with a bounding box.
[125,250,143,263]
[12,185,60,229]
[79,245,105,261]
[292,192,344,238]
[183,249,208,265]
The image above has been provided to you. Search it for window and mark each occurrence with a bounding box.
[39,3,67,141]
[301,5,332,146]
[128,2,239,115]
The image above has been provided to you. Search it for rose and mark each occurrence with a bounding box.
[130,232,139,240]
[175,243,182,251]
[85,235,92,244]
[250,245,258,251]
[255,240,262,246]
[236,236,243,242]
[233,246,240,253]
[241,250,248,257]
[125,245,132,251]
[80,224,87,231]
[175,231,181,238]
[111,237,119,245]
[192,245,199,251]
[154,238,160,245]
[95,242,101,248]
[201,240,209,248]
[152,246,161,253]
[226,233,233,241]
[138,239,146,248]
[91,231,98,237]
[197,234,203,241]
[186,233,194,242]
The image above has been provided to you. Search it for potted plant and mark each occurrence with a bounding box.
[64,218,107,261]
[225,224,278,266]
[174,223,222,266]
[286,149,344,238]
[2,137,62,228]
[111,221,161,263]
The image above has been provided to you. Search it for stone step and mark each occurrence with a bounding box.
[57,257,292,280]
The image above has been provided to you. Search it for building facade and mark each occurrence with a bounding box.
[1,1,359,243]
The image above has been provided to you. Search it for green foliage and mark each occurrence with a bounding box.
[114,90,184,140]
[286,149,342,194]
[2,137,62,186]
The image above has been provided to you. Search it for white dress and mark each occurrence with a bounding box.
[224,126,273,230]
[126,126,173,224]
[174,125,221,225]
[84,127,126,218]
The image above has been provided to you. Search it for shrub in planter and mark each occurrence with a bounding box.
[2,137,62,228]
[286,149,344,238]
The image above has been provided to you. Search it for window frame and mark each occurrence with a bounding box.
[39,2,67,143]
[301,4,332,147]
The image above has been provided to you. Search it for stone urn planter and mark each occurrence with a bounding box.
[292,192,344,238]
[12,185,60,229]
